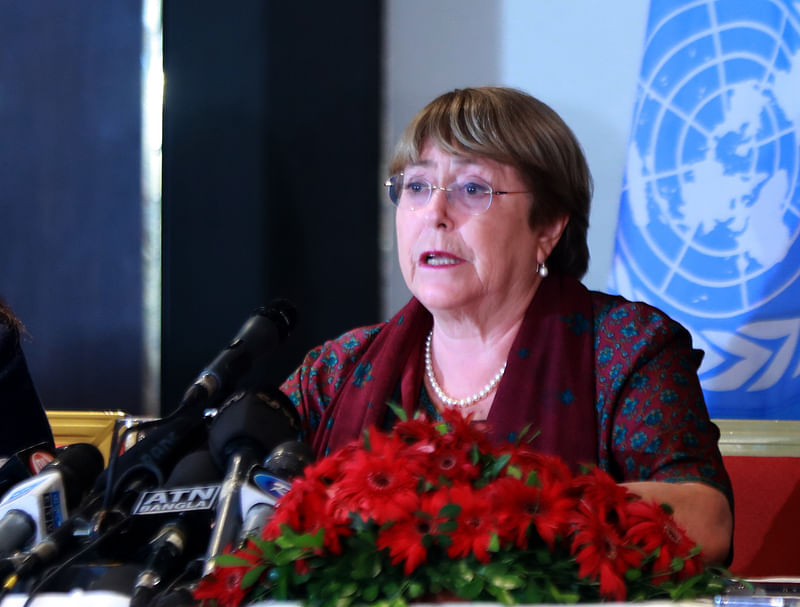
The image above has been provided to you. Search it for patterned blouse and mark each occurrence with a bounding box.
[281,291,732,500]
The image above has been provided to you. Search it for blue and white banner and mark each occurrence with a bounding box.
[609,0,800,419]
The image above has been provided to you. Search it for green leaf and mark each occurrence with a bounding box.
[362,583,380,602]
[485,453,512,479]
[489,573,524,590]
[457,576,484,599]
[517,424,538,443]
[488,586,515,605]
[382,581,400,596]
[241,564,267,588]
[534,547,553,564]
[488,533,500,552]
[438,503,461,519]
[407,580,425,598]
[470,444,481,465]
[547,582,581,603]
[438,521,458,533]
[386,401,407,422]
[339,582,358,597]
[273,547,313,566]
[275,528,324,550]
[212,553,254,567]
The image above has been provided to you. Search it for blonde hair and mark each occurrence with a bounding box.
[388,87,592,278]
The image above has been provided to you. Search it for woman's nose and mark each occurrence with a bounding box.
[424,186,453,224]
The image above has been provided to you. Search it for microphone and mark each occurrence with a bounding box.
[128,450,223,607]
[95,299,296,501]
[0,443,56,500]
[180,300,296,407]
[237,440,313,547]
[203,386,301,575]
[0,443,104,556]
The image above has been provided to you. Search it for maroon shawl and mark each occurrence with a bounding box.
[312,275,598,470]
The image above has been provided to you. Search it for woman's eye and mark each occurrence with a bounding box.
[406,181,428,194]
[462,182,488,196]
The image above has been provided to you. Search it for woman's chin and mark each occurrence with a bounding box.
[411,287,478,315]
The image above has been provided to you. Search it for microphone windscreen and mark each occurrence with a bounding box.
[263,441,314,479]
[45,443,105,511]
[208,386,301,470]
[165,450,222,487]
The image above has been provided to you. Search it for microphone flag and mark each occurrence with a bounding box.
[609,0,800,419]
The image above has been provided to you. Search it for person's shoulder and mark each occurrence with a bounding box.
[299,322,386,368]
[282,321,387,404]
[325,323,385,358]
[589,289,700,367]
[590,290,685,335]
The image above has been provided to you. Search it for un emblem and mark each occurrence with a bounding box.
[610,0,800,418]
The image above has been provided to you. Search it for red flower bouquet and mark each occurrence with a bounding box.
[194,407,725,606]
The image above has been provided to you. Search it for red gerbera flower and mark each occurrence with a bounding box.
[393,414,440,445]
[262,475,351,554]
[489,475,576,549]
[487,475,539,546]
[445,483,498,563]
[420,443,481,485]
[194,549,262,607]
[574,467,635,528]
[571,504,644,601]
[194,566,250,607]
[376,489,450,575]
[303,445,351,484]
[507,449,573,488]
[625,499,704,582]
[438,407,493,453]
[328,429,421,525]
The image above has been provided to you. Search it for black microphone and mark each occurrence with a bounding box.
[0,442,56,500]
[43,443,106,514]
[128,450,223,607]
[237,440,313,548]
[0,512,35,560]
[96,413,210,506]
[181,300,296,408]
[0,443,104,557]
[203,386,301,575]
[95,299,296,500]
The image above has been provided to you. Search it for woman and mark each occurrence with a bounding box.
[281,87,733,563]
[0,298,55,456]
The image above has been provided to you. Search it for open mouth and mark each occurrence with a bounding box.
[422,253,461,266]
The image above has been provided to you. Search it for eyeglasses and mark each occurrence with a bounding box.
[384,173,531,215]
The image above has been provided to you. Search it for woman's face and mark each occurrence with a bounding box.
[395,142,562,319]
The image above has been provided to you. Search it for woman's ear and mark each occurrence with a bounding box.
[537,215,570,263]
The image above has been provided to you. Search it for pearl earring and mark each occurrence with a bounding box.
[537,262,549,277]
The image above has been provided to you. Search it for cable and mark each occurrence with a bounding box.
[17,514,131,607]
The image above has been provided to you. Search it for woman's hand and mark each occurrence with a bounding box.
[621,480,733,564]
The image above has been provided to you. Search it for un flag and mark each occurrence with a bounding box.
[609,0,800,419]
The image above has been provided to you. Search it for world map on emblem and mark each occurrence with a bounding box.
[611,0,800,418]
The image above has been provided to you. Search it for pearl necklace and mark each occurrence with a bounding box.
[424,330,507,408]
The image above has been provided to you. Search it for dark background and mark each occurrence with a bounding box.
[0,0,382,416]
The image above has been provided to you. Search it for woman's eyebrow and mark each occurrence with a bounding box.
[407,158,482,169]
